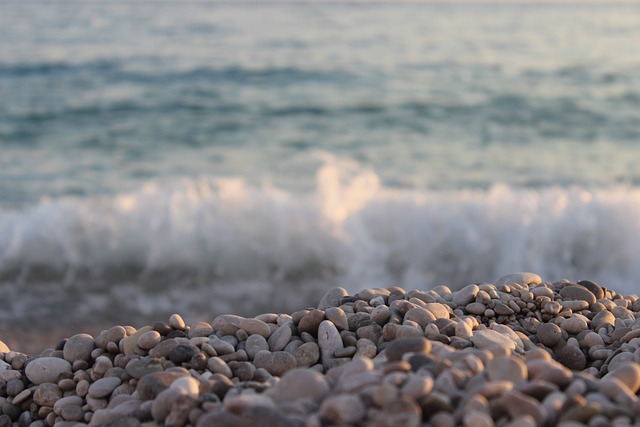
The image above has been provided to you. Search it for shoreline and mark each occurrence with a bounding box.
[1,272,640,426]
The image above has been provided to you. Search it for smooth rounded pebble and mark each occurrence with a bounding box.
[269,368,330,403]
[88,377,122,398]
[385,337,431,361]
[62,334,94,363]
[496,272,541,286]
[25,357,73,385]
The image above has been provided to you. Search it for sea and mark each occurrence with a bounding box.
[1,0,640,348]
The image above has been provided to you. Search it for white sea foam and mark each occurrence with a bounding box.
[2,157,640,298]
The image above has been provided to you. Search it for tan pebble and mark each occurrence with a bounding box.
[137,331,161,350]
[487,356,527,386]
[211,314,244,336]
[604,361,640,393]
[583,331,605,347]
[561,315,589,334]
[431,412,456,427]
[396,325,424,340]
[239,318,271,338]
[53,396,84,416]
[121,326,154,356]
[599,377,637,405]
[470,329,516,351]
[385,337,431,362]
[453,284,480,306]
[544,301,562,315]
[169,314,186,330]
[560,285,597,306]
[325,307,349,331]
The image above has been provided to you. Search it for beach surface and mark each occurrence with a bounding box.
[1,272,640,426]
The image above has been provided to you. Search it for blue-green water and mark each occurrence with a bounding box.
[1,1,640,325]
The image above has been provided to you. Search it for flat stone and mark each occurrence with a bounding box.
[89,377,122,398]
[212,315,244,336]
[53,396,84,415]
[169,376,200,398]
[188,321,214,338]
[253,350,297,377]
[62,334,95,363]
[25,357,73,385]
[404,307,436,328]
[453,284,479,307]
[466,302,486,315]
[494,302,515,316]
[560,285,597,306]
[269,368,330,403]
[561,315,588,334]
[318,287,349,309]
[385,337,431,362]
[239,318,271,338]
[608,351,634,372]
[604,361,640,393]
[496,273,541,286]
[487,356,527,386]
[470,329,516,351]
[268,325,292,352]
[576,280,604,300]
[423,303,450,319]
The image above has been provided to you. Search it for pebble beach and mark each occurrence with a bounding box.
[1,272,640,427]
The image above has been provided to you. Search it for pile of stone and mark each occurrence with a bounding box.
[1,272,640,427]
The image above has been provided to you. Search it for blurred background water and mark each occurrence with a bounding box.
[1,0,640,350]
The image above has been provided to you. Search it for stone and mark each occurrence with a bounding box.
[423,303,450,319]
[137,331,161,350]
[188,321,214,338]
[169,344,199,364]
[560,285,597,306]
[253,350,297,377]
[558,345,586,371]
[608,351,634,372]
[169,313,186,330]
[33,383,62,407]
[298,310,326,336]
[576,280,605,300]
[136,371,188,400]
[125,357,164,379]
[0,340,9,353]
[466,302,486,315]
[293,342,320,368]
[385,337,431,362]
[487,356,527,386]
[496,272,541,286]
[318,287,349,309]
[501,390,547,424]
[149,338,179,359]
[53,396,84,415]
[604,362,640,393]
[207,357,232,378]
[453,284,480,306]
[122,326,154,356]
[246,334,270,359]
[536,323,563,347]
[561,315,588,334]
[212,314,244,336]
[268,325,292,352]
[170,376,200,398]
[583,331,604,348]
[591,310,615,330]
[89,377,122,398]
[404,307,436,328]
[269,368,330,403]
[63,334,95,362]
[370,305,390,325]
[317,320,343,367]
[320,394,366,424]
[25,357,73,385]
[470,329,516,351]
[325,307,348,331]
[239,318,272,338]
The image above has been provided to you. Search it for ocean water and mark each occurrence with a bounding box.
[1,1,640,336]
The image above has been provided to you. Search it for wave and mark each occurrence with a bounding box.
[2,156,640,295]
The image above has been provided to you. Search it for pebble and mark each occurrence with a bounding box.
[317,320,343,367]
[3,273,640,427]
[453,284,480,306]
[63,333,95,362]
[269,368,330,403]
[560,285,597,306]
[25,357,73,384]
